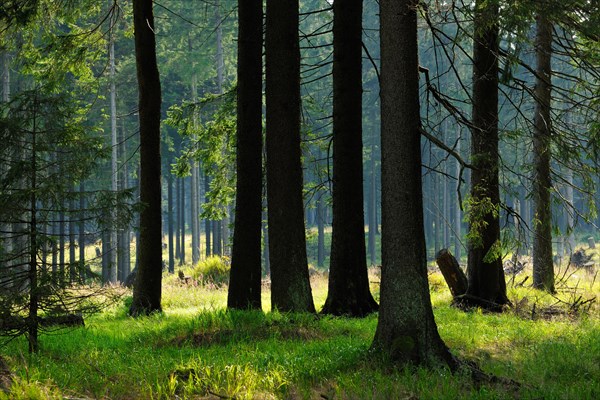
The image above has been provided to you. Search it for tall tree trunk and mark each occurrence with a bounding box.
[433,172,440,255]
[119,122,131,281]
[322,0,377,317]
[317,190,325,268]
[1,52,11,261]
[59,205,65,280]
[180,176,186,265]
[191,161,200,264]
[443,128,450,248]
[69,185,76,281]
[372,0,454,367]
[189,57,201,265]
[368,141,377,265]
[466,0,509,308]
[204,173,211,257]
[265,0,315,313]
[129,0,163,316]
[565,166,575,254]
[262,208,270,276]
[168,171,175,273]
[51,211,58,275]
[215,0,230,256]
[78,182,85,282]
[175,177,181,260]
[227,0,263,310]
[109,9,119,283]
[28,121,39,353]
[454,137,462,262]
[532,12,554,292]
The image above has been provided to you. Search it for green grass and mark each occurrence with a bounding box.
[1,250,599,399]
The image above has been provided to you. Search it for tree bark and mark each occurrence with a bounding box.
[109,8,119,283]
[316,190,325,268]
[368,140,377,265]
[532,11,554,292]
[78,182,85,282]
[204,173,211,258]
[265,0,315,313]
[454,136,462,262]
[180,176,185,265]
[167,170,175,274]
[466,0,509,308]
[129,0,163,316]
[69,184,76,282]
[322,0,378,317]
[175,177,181,260]
[372,0,455,368]
[435,249,468,298]
[228,0,263,310]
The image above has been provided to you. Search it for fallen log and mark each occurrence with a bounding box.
[435,248,468,298]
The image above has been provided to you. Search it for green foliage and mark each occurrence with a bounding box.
[166,89,237,220]
[191,255,230,286]
[464,194,499,255]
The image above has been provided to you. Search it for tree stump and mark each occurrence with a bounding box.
[588,237,596,249]
[435,248,468,298]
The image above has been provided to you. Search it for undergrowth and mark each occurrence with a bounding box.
[0,251,598,399]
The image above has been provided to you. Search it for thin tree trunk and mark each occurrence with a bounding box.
[175,177,181,260]
[129,0,163,316]
[532,11,554,292]
[78,182,85,282]
[262,208,270,276]
[28,121,39,353]
[368,140,377,265]
[317,190,325,268]
[266,0,315,313]
[565,166,575,254]
[204,173,211,257]
[59,205,65,280]
[168,171,175,273]
[119,122,131,281]
[1,52,11,261]
[180,176,186,265]
[69,185,76,281]
[454,137,462,262]
[189,60,200,265]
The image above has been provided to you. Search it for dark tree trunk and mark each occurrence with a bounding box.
[368,141,377,265]
[129,0,163,316]
[265,0,315,313]
[372,0,455,368]
[322,0,377,317]
[59,205,65,280]
[316,191,325,268]
[179,176,185,265]
[168,171,175,274]
[262,208,270,276]
[69,185,76,282]
[532,12,554,292]
[227,0,263,310]
[204,173,211,258]
[466,0,509,308]
[78,182,85,282]
[435,249,468,298]
[175,177,181,260]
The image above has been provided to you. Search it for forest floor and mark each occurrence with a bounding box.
[1,247,599,399]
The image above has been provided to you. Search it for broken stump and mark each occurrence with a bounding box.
[435,248,468,298]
